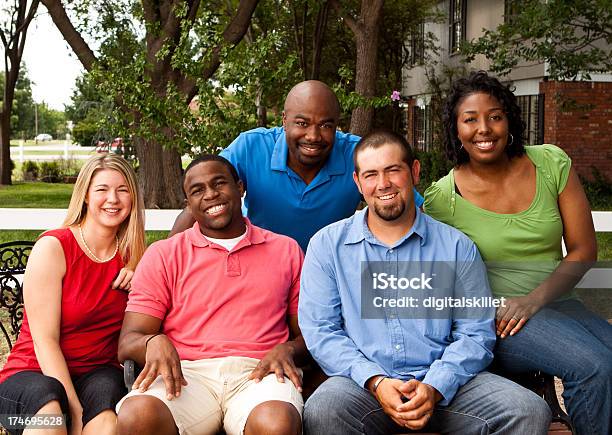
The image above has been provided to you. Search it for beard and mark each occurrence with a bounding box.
[372,200,406,221]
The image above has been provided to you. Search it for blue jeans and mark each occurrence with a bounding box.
[494,298,612,435]
[303,372,551,435]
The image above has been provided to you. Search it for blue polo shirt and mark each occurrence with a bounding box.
[220,127,424,251]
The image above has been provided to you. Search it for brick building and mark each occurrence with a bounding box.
[402,0,612,180]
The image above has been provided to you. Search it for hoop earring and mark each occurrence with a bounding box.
[508,133,514,146]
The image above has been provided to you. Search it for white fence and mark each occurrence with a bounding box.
[9,143,96,162]
[0,208,181,231]
[0,209,610,288]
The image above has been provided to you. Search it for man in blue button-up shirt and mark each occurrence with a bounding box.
[298,131,551,434]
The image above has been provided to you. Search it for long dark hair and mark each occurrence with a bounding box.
[443,71,526,166]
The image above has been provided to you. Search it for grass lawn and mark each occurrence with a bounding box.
[0,182,74,207]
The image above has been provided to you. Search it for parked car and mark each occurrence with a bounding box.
[95,137,124,154]
[35,133,52,141]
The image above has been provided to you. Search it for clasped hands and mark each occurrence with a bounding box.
[132,337,301,400]
[372,377,442,430]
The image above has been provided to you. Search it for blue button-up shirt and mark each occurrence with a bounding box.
[298,208,495,405]
[220,127,424,251]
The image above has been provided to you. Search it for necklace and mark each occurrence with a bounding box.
[78,224,119,263]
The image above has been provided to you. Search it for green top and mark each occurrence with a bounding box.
[424,144,572,299]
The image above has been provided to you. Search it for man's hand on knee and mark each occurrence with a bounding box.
[133,334,187,400]
[248,342,303,392]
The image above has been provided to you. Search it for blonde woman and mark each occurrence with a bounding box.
[0,154,145,435]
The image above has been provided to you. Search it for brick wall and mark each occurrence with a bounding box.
[540,81,612,180]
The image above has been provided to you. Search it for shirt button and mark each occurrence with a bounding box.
[389,249,394,253]
[395,345,401,350]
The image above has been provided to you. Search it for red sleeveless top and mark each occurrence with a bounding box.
[0,228,127,382]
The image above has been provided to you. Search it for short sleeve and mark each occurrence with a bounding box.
[423,173,453,222]
[287,240,304,316]
[528,144,572,194]
[220,134,248,190]
[127,242,171,319]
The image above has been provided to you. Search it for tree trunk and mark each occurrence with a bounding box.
[134,136,184,208]
[1,0,40,185]
[1,69,18,185]
[0,109,12,185]
[350,32,379,136]
[255,86,267,127]
[349,0,384,136]
[331,0,384,137]
[310,1,330,80]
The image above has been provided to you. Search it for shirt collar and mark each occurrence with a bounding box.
[344,207,427,247]
[270,129,346,176]
[187,217,266,248]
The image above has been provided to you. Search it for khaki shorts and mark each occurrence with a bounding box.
[116,356,303,435]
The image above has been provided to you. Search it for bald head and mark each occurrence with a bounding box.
[282,81,340,174]
[284,80,340,118]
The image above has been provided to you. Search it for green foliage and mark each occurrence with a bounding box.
[66,1,305,158]
[461,0,612,80]
[581,168,612,211]
[1,68,68,140]
[38,161,62,183]
[71,112,103,147]
[56,158,80,178]
[35,104,67,139]
[21,160,38,180]
[1,67,36,140]
[415,149,453,194]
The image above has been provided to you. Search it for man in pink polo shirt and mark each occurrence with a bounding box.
[115,155,306,435]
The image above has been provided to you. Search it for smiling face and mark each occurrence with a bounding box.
[456,92,510,164]
[183,160,245,238]
[85,169,132,228]
[353,143,420,223]
[282,82,340,174]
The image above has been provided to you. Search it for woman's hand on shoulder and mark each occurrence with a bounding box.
[112,267,134,291]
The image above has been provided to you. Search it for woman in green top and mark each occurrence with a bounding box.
[424,71,611,435]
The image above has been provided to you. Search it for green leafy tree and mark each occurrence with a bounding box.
[461,0,612,80]
[65,73,114,146]
[36,102,66,139]
[0,66,35,139]
[42,0,259,208]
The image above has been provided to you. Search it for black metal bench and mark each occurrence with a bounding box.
[0,241,34,351]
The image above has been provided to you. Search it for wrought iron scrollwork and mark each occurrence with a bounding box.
[0,241,34,349]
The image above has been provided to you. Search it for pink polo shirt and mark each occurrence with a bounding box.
[127,219,303,360]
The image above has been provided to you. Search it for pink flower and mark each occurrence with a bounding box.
[391,90,401,101]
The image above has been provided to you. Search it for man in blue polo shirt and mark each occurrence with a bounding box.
[298,131,551,434]
[170,81,423,251]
